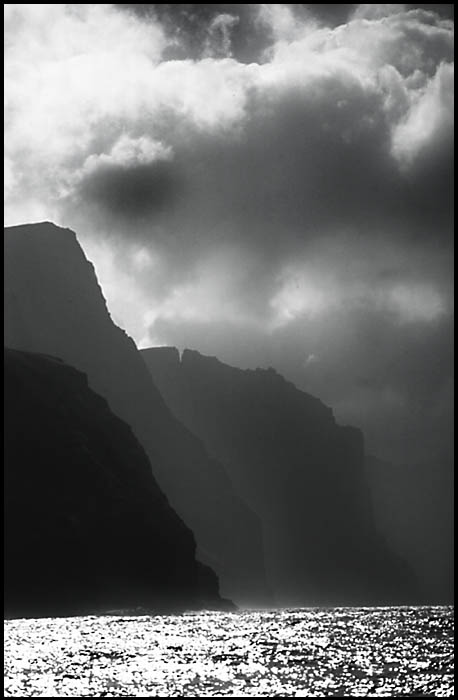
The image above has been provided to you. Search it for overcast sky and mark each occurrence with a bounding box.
[4,4,454,465]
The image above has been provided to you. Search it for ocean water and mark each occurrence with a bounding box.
[4,606,454,697]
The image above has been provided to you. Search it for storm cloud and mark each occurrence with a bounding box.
[4,4,454,465]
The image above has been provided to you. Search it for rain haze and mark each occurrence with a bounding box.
[3,4,455,697]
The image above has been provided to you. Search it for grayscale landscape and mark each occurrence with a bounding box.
[4,3,454,697]
[5,608,454,697]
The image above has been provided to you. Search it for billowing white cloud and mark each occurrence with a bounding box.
[392,61,454,166]
[256,4,317,43]
[4,3,454,463]
[67,135,173,196]
[4,3,453,211]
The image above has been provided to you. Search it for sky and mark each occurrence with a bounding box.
[4,4,454,466]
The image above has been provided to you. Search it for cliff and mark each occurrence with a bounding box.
[4,223,269,606]
[366,454,454,604]
[142,346,419,606]
[4,348,227,618]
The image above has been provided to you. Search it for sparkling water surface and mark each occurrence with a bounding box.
[4,606,454,697]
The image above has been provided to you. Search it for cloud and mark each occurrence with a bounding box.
[270,264,448,328]
[392,61,454,166]
[79,135,173,174]
[203,13,240,58]
[4,3,454,464]
[5,4,452,210]
[352,5,408,20]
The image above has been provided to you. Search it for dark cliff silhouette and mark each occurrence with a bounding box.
[142,347,420,606]
[4,222,269,607]
[4,348,230,618]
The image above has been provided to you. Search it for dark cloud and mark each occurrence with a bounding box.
[296,5,357,27]
[300,5,454,26]
[66,62,452,322]
[5,4,454,469]
[116,5,455,63]
[117,4,269,62]
[77,160,183,219]
[413,5,454,20]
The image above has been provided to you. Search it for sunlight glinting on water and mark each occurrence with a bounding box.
[4,606,454,697]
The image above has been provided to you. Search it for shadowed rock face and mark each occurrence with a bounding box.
[142,347,420,606]
[4,348,227,618]
[4,223,269,606]
[366,454,454,604]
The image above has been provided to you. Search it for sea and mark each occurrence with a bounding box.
[4,606,454,697]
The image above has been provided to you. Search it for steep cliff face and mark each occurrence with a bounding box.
[142,347,419,606]
[4,348,225,618]
[4,223,269,606]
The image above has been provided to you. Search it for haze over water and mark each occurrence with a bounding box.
[4,606,454,697]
